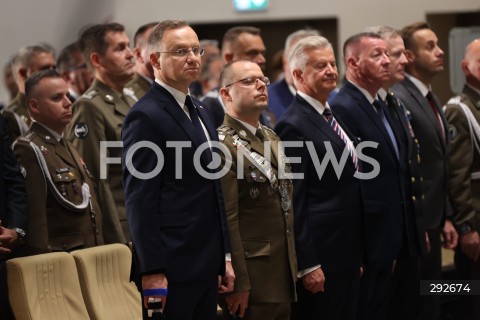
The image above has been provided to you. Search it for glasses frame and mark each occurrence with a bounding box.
[157,47,205,57]
[224,76,270,88]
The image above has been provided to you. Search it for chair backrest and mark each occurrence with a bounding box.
[7,252,90,320]
[71,243,142,320]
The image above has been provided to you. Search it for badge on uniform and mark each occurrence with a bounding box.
[74,122,89,139]
[448,124,457,140]
[19,166,27,178]
[250,186,259,199]
[239,130,247,138]
[40,145,48,155]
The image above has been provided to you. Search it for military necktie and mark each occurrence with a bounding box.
[255,128,265,142]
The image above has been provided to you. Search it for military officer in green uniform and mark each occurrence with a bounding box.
[218,60,297,319]
[66,22,135,244]
[2,44,56,143]
[444,38,480,320]
[13,69,103,254]
[124,22,157,100]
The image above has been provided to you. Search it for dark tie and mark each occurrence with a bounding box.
[185,95,212,164]
[426,91,445,140]
[323,108,358,170]
[373,99,399,159]
[255,128,265,142]
[185,95,207,140]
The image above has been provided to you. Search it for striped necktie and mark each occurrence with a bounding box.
[323,108,358,171]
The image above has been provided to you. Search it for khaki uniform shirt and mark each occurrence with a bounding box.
[66,79,134,243]
[218,114,297,303]
[13,122,103,254]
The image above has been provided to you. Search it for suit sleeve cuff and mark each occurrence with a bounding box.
[297,265,321,278]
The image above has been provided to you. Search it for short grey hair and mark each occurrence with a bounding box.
[288,35,333,73]
[284,29,321,56]
[363,25,400,40]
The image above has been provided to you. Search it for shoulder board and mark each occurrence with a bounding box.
[81,90,98,100]
[262,124,279,140]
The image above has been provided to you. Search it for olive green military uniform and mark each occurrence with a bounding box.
[13,122,103,254]
[1,93,29,143]
[124,72,152,100]
[445,84,480,319]
[66,79,135,244]
[218,114,297,319]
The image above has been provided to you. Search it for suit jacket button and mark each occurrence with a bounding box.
[411,177,415,183]
[244,251,250,257]
[63,244,67,250]
[412,196,416,202]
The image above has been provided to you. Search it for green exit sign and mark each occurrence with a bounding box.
[233,0,269,11]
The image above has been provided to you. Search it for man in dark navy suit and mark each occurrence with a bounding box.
[122,20,234,320]
[276,35,363,320]
[0,116,28,320]
[365,25,428,320]
[330,32,410,320]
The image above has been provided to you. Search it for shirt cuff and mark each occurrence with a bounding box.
[225,253,232,262]
[297,265,321,278]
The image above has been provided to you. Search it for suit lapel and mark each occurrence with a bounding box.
[345,83,399,162]
[402,78,446,150]
[295,95,346,151]
[152,83,213,166]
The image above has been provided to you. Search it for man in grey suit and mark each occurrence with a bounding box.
[392,21,458,320]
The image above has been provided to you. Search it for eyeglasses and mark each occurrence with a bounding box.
[157,47,205,57]
[224,76,270,88]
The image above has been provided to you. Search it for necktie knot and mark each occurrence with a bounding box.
[323,108,333,122]
[255,128,265,142]
[373,99,385,112]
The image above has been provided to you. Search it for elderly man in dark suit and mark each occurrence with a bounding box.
[330,32,414,320]
[275,35,363,320]
[0,116,28,320]
[122,20,234,320]
[392,22,458,320]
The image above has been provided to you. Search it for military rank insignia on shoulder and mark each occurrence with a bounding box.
[82,90,98,100]
[74,122,89,139]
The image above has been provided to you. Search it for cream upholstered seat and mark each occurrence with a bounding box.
[7,252,90,320]
[71,243,142,320]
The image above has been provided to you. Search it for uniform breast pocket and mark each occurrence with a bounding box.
[242,239,271,259]
[51,171,81,201]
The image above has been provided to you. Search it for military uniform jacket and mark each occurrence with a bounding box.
[66,79,134,244]
[218,114,297,303]
[445,85,480,232]
[13,122,103,254]
[2,92,29,143]
[125,72,152,100]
